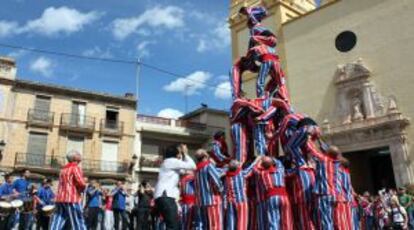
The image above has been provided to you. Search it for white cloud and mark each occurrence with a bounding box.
[214,81,232,100]
[197,22,230,53]
[111,5,184,40]
[136,41,156,57]
[82,46,113,58]
[163,71,211,95]
[0,20,18,37]
[20,7,102,36]
[157,108,183,119]
[30,57,54,77]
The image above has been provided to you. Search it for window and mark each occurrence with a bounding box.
[335,31,357,52]
[27,132,48,166]
[142,143,160,155]
[71,101,86,125]
[34,96,51,111]
[67,136,84,156]
[101,141,119,171]
[105,108,119,129]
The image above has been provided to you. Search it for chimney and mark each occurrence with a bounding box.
[124,92,135,99]
[0,56,17,80]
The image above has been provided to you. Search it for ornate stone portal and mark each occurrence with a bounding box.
[322,58,412,186]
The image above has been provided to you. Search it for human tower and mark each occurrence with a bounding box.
[191,5,356,230]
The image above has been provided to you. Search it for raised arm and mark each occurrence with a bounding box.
[208,165,224,192]
[210,142,230,165]
[164,155,196,171]
[273,158,285,174]
[243,157,260,178]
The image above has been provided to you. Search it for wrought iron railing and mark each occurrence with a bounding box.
[14,153,128,174]
[100,119,124,135]
[60,113,95,131]
[27,109,54,127]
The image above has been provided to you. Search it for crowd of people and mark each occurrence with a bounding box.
[0,157,159,230]
[1,148,414,230]
[353,187,414,230]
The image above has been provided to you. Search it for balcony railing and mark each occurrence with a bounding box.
[14,152,129,174]
[137,115,172,126]
[60,113,95,132]
[176,120,207,130]
[100,119,124,136]
[27,109,54,128]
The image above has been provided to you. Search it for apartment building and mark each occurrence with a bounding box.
[0,56,137,183]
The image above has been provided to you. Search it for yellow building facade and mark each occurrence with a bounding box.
[229,0,414,192]
[0,57,137,182]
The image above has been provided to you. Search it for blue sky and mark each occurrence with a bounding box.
[0,0,232,118]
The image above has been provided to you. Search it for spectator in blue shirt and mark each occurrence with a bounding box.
[12,169,30,198]
[36,178,55,230]
[112,181,129,230]
[86,180,103,230]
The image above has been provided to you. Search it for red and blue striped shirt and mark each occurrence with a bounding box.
[253,158,286,202]
[55,162,86,203]
[194,160,224,206]
[306,142,338,197]
[224,162,257,204]
[209,140,230,167]
[180,174,196,205]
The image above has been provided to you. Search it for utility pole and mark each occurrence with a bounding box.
[135,57,142,110]
[184,84,189,113]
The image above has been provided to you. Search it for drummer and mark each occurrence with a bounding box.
[0,174,14,200]
[19,184,38,230]
[37,178,55,230]
[12,169,30,198]
[0,174,15,229]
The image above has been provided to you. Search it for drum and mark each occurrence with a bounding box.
[0,201,12,217]
[10,200,23,211]
[41,205,55,217]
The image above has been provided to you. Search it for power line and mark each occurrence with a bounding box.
[0,43,231,92]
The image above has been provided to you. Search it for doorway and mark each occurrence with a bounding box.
[343,147,396,194]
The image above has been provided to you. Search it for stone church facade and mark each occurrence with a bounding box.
[229,0,414,192]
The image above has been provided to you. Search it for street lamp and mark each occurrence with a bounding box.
[0,140,6,162]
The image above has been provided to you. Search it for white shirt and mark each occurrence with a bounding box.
[154,156,196,199]
[125,195,135,212]
[392,207,407,223]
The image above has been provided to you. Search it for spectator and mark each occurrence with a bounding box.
[85,180,103,230]
[102,188,114,230]
[154,144,196,230]
[398,187,414,229]
[112,181,129,230]
[389,197,408,229]
[360,192,374,230]
[136,181,153,230]
[125,188,135,230]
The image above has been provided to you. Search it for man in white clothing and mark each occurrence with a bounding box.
[154,144,196,230]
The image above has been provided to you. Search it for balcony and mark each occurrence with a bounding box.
[27,109,54,128]
[137,115,224,137]
[14,152,129,175]
[60,113,95,133]
[137,115,171,126]
[100,119,124,136]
